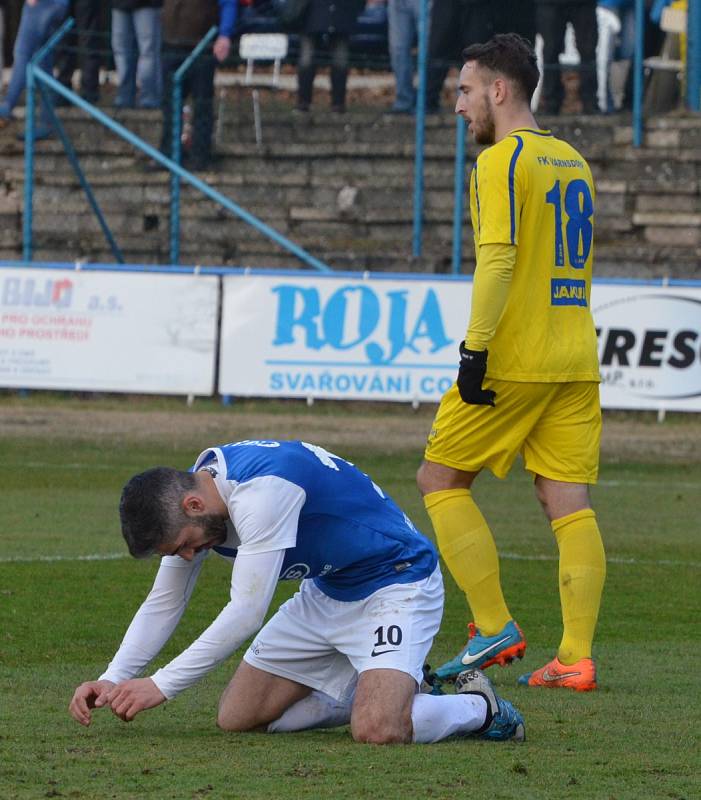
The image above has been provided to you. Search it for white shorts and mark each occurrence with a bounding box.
[243,567,444,702]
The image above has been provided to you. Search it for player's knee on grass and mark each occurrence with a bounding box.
[350,706,413,745]
[350,670,415,744]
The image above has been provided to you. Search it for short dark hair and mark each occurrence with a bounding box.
[462,33,540,103]
[119,467,197,558]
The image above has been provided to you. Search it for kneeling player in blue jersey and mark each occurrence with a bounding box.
[69,440,524,744]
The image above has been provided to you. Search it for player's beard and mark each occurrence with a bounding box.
[198,513,228,547]
[473,94,496,145]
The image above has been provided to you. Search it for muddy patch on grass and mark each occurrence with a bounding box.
[1,403,699,464]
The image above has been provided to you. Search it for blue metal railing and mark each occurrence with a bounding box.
[634,0,701,145]
[688,0,701,110]
[451,115,466,274]
[170,26,218,265]
[24,25,331,272]
[411,0,429,257]
[23,18,76,261]
[632,0,646,147]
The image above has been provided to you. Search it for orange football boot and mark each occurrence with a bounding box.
[518,656,597,691]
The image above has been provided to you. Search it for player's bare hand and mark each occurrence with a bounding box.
[105,678,166,722]
[213,35,231,63]
[69,680,115,727]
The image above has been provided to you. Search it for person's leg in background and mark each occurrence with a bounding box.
[72,0,101,102]
[497,0,536,43]
[132,6,162,109]
[426,0,458,112]
[296,33,317,111]
[0,0,67,133]
[569,1,599,112]
[111,8,137,108]
[388,0,418,113]
[536,1,567,113]
[329,33,351,112]
[55,0,77,97]
[190,53,215,169]
[0,3,5,93]
[159,47,185,158]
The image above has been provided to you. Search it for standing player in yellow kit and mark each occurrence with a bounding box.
[417,34,606,691]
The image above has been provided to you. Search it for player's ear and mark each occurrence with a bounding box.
[182,493,205,515]
[492,77,507,105]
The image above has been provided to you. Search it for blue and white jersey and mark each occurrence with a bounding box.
[192,440,437,601]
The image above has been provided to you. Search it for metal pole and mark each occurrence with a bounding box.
[38,82,124,263]
[688,0,701,111]
[23,17,75,261]
[170,26,217,265]
[22,61,36,261]
[632,0,645,147]
[412,0,429,257]
[451,114,466,274]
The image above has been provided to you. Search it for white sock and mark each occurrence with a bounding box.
[267,690,353,733]
[411,693,488,743]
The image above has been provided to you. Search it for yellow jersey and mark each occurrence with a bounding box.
[469,127,600,382]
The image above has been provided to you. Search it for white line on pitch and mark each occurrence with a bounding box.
[1,551,698,569]
[597,480,699,489]
[0,553,129,563]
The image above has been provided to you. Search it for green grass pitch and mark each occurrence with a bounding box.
[0,400,699,800]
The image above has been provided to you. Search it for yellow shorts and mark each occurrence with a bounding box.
[424,379,601,483]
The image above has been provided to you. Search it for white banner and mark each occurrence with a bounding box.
[220,273,469,402]
[220,273,701,411]
[0,268,218,395]
[593,284,701,411]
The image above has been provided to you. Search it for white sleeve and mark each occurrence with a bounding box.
[149,548,284,699]
[98,552,206,684]
[230,475,306,554]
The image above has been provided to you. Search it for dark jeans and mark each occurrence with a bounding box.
[427,0,493,109]
[160,46,216,166]
[536,1,597,113]
[297,33,351,109]
[55,0,103,101]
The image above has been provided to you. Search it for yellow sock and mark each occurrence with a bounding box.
[424,489,511,636]
[553,509,606,665]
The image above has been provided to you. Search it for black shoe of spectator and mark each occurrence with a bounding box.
[294,103,310,113]
[331,104,345,114]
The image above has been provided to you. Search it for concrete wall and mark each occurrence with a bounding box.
[1,102,699,279]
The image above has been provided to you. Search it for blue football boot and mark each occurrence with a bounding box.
[434,620,527,680]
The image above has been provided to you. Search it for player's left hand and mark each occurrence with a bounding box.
[456,343,496,406]
[213,36,232,63]
[105,678,166,722]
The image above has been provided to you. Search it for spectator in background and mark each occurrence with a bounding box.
[425,1,494,113]
[111,1,163,109]
[55,0,103,103]
[387,0,424,114]
[0,1,6,91]
[536,0,598,113]
[496,0,536,42]
[296,0,365,113]
[0,0,68,138]
[157,0,236,171]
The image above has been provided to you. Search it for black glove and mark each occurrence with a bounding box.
[457,343,496,406]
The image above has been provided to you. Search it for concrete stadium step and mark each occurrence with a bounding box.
[1,107,700,278]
